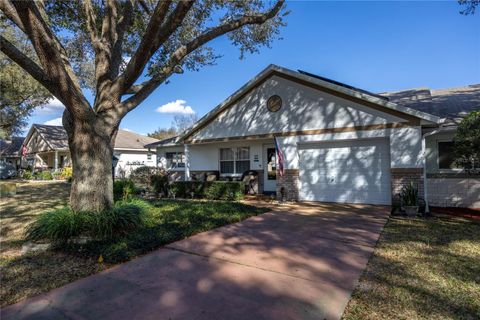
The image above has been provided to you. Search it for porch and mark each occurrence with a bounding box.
[157,138,280,195]
[25,150,71,172]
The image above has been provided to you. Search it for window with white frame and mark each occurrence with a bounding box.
[166,152,185,169]
[220,147,250,175]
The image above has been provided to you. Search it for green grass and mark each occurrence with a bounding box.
[63,199,269,263]
[342,216,480,320]
[1,182,269,306]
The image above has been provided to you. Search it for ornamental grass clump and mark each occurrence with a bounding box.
[26,199,151,243]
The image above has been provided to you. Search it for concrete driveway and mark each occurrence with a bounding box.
[2,202,389,320]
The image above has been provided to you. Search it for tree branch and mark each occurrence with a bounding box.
[0,35,58,98]
[118,0,196,93]
[11,1,91,118]
[120,0,285,115]
[0,0,27,33]
[82,0,102,54]
[109,0,135,79]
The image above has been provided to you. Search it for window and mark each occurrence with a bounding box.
[220,147,250,175]
[236,147,250,174]
[166,152,185,169]
[220,148,234,174]
[438,141,456,169]
[147,149,152,160]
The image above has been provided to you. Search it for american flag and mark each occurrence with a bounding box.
[274,136,285,177]
[21,145,28,157]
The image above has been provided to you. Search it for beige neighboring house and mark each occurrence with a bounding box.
[148,64,480,209]
[22,124,158,177]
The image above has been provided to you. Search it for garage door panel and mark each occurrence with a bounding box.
[299,139,391,205]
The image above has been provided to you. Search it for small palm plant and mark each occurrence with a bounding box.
[400,182,419,216]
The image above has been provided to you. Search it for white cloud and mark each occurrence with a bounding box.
[43,117,63,126]
[36,98,65,115]
[156,100,195,115]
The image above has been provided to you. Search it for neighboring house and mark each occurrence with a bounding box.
[148,65,479,209]
[0,136,24,169]
[22,124,158,177]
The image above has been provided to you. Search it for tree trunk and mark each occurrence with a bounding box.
[64,114,116,212]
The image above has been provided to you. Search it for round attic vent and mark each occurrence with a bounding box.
[267,95,282,112]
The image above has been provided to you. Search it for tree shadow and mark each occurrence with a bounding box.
[344,216,480,319]
[2,203,390,319]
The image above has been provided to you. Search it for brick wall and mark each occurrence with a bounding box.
[276,169,299,201]
[390,168,424,205]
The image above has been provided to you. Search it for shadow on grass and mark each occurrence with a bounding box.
[343,216,480,320]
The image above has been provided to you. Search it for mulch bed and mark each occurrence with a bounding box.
[431,206,480,220]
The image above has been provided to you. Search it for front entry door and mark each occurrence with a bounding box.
[263,145,277,192]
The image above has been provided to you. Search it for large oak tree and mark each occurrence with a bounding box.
[0,0,286,212]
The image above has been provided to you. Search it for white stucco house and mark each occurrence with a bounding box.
[147,65,480,209]
[22,124,158,177]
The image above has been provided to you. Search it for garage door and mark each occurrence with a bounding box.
[298,139,391,205]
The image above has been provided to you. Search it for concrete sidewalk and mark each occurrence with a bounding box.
[2,203,389,320]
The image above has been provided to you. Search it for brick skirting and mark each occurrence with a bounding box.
[276,169,299,201]
[391,168,424,204]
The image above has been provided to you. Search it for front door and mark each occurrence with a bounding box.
[263,145,277,192]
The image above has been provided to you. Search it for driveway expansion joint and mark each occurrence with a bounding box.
[165,245,345,287]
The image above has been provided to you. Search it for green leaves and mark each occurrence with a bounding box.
[453,111,480,172]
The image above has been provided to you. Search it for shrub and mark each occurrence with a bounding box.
[22,169,33,180]
[37,171,53,180]
[26,207,84,242]
[170,181,244,200]
[53,171,62,180]
[130,166,163,187]
[26,200,150,243]
[113,179,136,202]
[60,167,73,181]
[204,181,244,200]
[150,174,169,196]
[400,182,418,206]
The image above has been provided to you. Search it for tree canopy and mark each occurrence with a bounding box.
[0,22,51,138]
[0,0,286,211]
[453,111,480,172]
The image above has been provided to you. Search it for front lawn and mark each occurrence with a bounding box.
[0,182,269,307]
[342,216,480,320]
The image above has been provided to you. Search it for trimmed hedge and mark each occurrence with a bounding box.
[170,181,245,201]
[150,174,169,196]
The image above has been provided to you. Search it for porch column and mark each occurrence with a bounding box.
[184,144,190,181]
[54,150,59,171]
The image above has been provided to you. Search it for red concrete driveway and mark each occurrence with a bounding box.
[2,202,389,320]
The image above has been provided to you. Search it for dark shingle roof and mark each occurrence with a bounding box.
[0,137,24,157]
[380,84,480,124]
[33,124,69,149]
[30,124,158,150]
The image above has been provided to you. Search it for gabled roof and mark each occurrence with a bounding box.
[115,130,159,149]
[145,135,180,148]
[380,84,480,125]
[0,137,24,157]
[23,124,158,152]
[180,64,441,141]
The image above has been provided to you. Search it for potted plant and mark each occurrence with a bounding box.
[400,182,419,217]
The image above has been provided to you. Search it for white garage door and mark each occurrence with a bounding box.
[298,139,391,205]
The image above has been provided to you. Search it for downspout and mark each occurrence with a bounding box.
[422,131,436,214]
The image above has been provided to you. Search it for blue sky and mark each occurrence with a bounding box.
[30,1,480,135]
